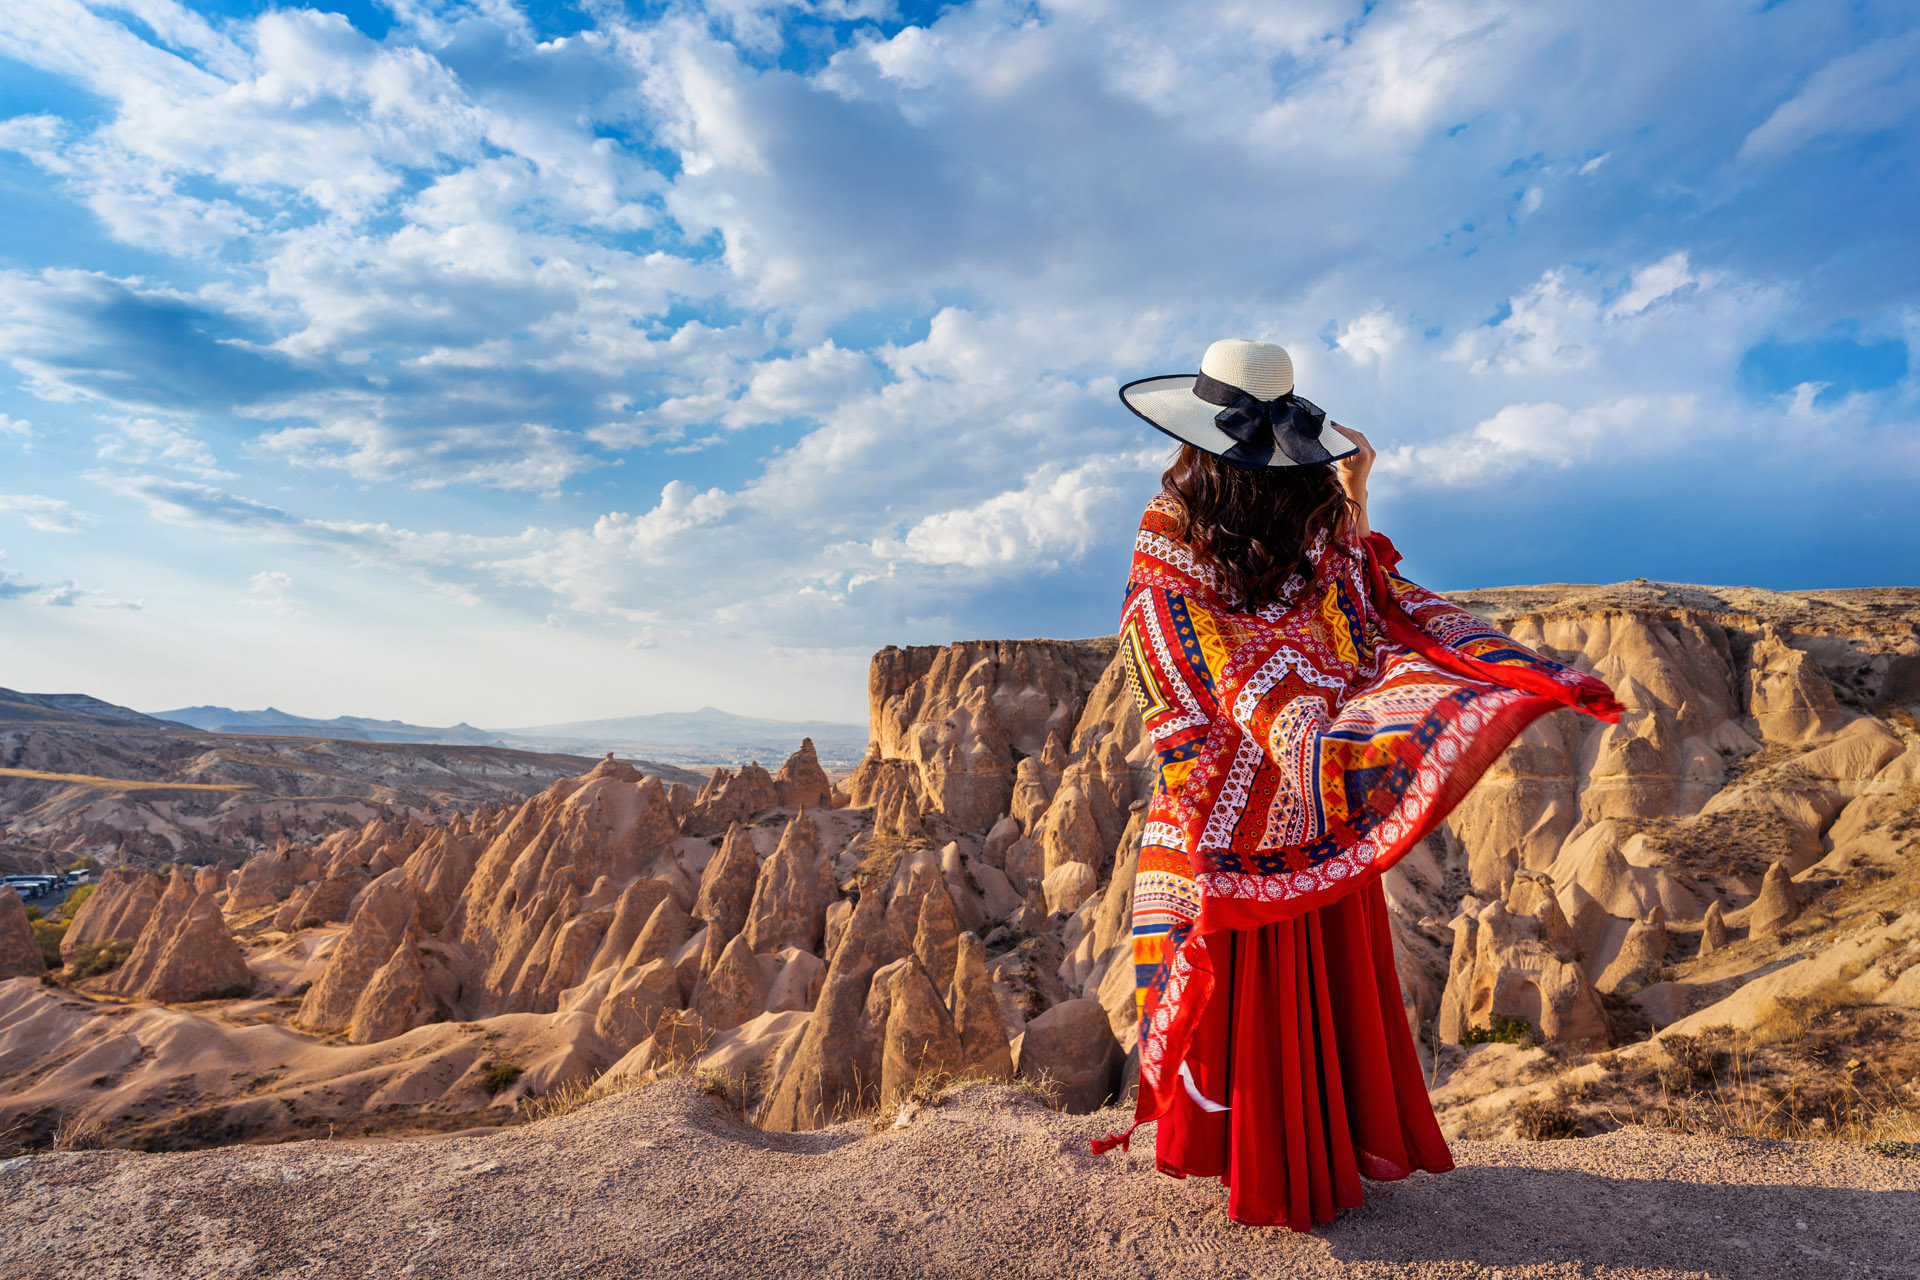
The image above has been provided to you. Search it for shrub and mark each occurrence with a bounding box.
[59,884,94,919]
[192,983,253,1002]
[479,1060,523,1095]
[30,918,67,968]
[1515,1096,1584,1140]
[1460,1015,1532,1046]
[63,938,134,981]
[288,981,312,998]
[295,916,325,931]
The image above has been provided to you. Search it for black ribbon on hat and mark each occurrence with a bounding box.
[1191,371,1335,468]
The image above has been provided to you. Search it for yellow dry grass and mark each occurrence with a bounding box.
[0,768,254,793]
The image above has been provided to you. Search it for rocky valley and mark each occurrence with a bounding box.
[0,689,704,871]
[2,577,1919,1274]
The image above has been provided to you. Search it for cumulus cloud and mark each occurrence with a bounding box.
[0,1,1914,718]
[888,452,1161,570]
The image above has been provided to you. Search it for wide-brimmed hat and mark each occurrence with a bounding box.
[1120,339,1357,469]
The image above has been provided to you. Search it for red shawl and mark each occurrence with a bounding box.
[1097,493,1621,1151]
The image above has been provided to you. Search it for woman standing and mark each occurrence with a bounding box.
[1095,340,1623,1229]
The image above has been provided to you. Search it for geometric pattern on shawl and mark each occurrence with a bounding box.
[1108,492,1623,1146]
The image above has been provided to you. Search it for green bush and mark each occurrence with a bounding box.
[30,918,67,969]
[479,1060,523,1095]
[192,983,253,1002]
[64,938,134,981]
[66,855,99,872]
[59,884,94,919]
[295,916,325,931]
[1460,1015,1533,1046]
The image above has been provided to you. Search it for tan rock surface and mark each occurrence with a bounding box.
[58,867,163,961]
[0,891,46,979]
[742,813,833,955]
[948,932,1013,1079]
[689,933,771,1033]
[1013,997,1121,1113]
[100,873,252,1003]
[873,956,966,1104]
[773,738,832,810]
[686,762,781,835]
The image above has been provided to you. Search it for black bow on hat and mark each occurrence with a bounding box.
[1191,372,1335,469]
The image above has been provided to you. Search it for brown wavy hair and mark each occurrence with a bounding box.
[1161,445,1354,611]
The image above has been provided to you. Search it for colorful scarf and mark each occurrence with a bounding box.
[1096,493,1622,1151]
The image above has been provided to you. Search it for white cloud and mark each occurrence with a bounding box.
[95,417,231,479]
[1448,253,1715,374]
[0,413,29,438]
[1606,252,1697,321]
[1378,395,1700,486]
[887,451,1160,571]
[1334,308,1406,365]
[244,569,302,618]
[1740,29,1920,163]
[0,1,1911,720]
[0,493,93,534]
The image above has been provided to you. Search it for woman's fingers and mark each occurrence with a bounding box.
[1330,422,1374,457]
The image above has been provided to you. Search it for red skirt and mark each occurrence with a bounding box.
[1153,878,1454,1229]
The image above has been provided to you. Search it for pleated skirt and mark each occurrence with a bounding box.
[1152,877,1455,1230]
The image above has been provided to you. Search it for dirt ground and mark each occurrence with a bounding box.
[2,1078,1916,1280]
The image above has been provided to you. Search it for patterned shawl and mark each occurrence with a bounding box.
[1100,492,1623,1149]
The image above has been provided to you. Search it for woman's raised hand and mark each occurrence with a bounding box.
[1329,423,1375,538]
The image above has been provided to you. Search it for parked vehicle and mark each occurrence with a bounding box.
[2,875,61,899]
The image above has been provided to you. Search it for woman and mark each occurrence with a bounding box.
[1093,340,1622,1229]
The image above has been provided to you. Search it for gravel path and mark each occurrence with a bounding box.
[3,1080,1916,1279]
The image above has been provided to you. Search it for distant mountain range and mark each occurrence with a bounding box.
[0,688,190,731]
[155,705,503,746]
[495,705,868,769]
[149,702,869,768]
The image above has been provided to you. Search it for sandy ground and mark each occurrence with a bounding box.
[2,1080,1917,1280]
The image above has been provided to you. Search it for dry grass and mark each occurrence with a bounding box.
[0,768,253,793]
[517,1071,646,1125]
[1636,806,1804,880]
[52,1112,107,1151]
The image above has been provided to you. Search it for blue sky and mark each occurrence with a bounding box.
[0,0,1915,727]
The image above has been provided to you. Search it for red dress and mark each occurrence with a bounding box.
[1098,495,1622,1229]
[1153,880,1454,1229]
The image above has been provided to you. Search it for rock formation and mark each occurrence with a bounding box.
[1014,999,1122,1113]
[742,813,833,954]
[1746,859,1801,939]
[773,738,833,810]
[296,869,431,1036]
[16,576,1915,1156]
[59,868,163,961]
[0,890,46,979]
[949,932,1013,1079]
[100,869,252,1003]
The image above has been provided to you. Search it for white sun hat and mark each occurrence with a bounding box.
[1120,339,1357,469]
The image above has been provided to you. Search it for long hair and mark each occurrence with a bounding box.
[1160,445,1354,611]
